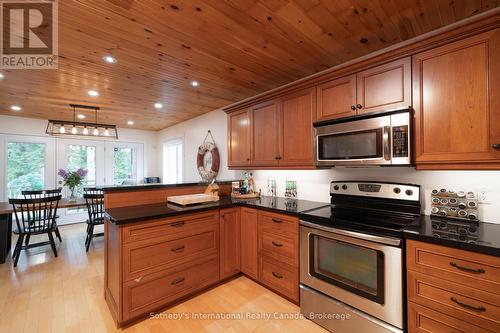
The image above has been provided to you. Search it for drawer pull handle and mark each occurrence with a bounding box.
[134,276,143,283]
[171,245,185,253]
[450,297,486,313]
[271,241,283,247]
[272,272,283,279]
[171,277,185,286]
[272,218,283,223]
[449,262,485,274]
[170,221,185,227]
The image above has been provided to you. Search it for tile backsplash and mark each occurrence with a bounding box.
[251,168,500,224]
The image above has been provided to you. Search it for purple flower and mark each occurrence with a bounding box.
[76,168,88,178]
[57,169,68,180]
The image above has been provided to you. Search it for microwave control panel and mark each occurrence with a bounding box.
[392,125,409,157]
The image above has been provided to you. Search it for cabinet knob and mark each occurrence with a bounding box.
[356,104,363,109]
[350,105,356,110]
[492,144,500,149]
[170,277,185,286]
[272,272,283,279]
[246,158,250,161]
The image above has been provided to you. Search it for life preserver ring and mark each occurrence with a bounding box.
[197,142,220,182]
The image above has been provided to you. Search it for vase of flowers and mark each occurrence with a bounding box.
[58,168,88,202]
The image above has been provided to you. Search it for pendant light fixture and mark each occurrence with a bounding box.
[46,104,118,139]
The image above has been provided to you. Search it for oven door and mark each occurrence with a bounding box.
[314,114,391,166]
[300,222,403,329]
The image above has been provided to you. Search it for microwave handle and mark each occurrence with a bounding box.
[383,126,391,161]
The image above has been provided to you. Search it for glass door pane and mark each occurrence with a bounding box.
[318,129,382,160]
[310,234,384,304]
[66,144,96,196]
[7,142,46,198]
[113,147,135,185]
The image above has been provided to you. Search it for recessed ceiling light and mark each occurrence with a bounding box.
[191,81,199,87]
[88,90,99,97]
[127,120,134,125]
[11,105,21,111]
[0,73,4,79]
[154,102,163,109]
[77,114,85,119]
[103,55,117,64]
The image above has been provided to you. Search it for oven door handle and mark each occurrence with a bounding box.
[299,220,401,246]
[383,126,391,161]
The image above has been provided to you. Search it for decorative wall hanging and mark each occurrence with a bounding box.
[197,130,220,182]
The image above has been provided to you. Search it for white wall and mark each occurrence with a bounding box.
[0,114,159,177]
[157,109,241,182]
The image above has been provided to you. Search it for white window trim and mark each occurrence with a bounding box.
[163,137,184,184]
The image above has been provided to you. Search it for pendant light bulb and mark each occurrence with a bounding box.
[93,127,99,136]
[83,127,89,135]
[104,128,110,136]
[71,126,77,134]
[59,125,66,134]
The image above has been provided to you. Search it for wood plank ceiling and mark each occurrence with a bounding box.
[0,0,498,131]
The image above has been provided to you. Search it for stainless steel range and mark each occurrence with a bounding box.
[298,181,421,333]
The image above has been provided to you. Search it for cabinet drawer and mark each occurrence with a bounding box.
[408,302,494,333]
[259,255,298,302]
[123,256,219,321]
[258,211,298,235]
[408,270,500,331]
[123,223,219,281]
[260,230,297,266]
[122,210,219,244]
[407,240,500,294]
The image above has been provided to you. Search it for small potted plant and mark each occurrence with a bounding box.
[58,168,88,202]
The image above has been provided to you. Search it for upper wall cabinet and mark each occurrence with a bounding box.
[279,88,315,166]
[227,108,251,167]
[413,29,500,169]
[316,57,411,122]
[252,100,280,167]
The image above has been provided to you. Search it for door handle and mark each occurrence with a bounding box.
[492,144,500,149]
[271,241,283,247]
[449,262,485,274]
[272,272,283,279]
[170,221,185,228]
[450,297,486,312]
[383,126,391,161]
[271,218,282,223]
[170,277,185,286]
[170,245,185,253]
[356,104,363,109]
[350,105,356,110]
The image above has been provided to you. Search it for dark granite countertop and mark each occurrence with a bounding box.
[105,196,329,224]
[403,215,500,257]
[100,180,236,192]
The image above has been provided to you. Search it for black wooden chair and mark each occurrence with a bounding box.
[84,193,105,252]
[9,195,61,267]
[22,189,63,245]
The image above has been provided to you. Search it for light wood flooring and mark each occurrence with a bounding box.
[0,224,327,333]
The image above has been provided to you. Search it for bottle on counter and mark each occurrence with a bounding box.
[248,173,255,194]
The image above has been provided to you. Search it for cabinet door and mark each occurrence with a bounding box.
[220,208,241,279]
[316,74,356,121]
[413,29,500,169]
[252,100,280,166]
[240,207,258,280]
[356,57,411,114]
[227,108,251,167]
[279,88,315,166]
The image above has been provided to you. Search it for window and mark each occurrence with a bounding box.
[163,139,183,183]
[65,144,96,196]
[113,147,136,185]
[7,142,46,198]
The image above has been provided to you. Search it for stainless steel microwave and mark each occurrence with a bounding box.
[314,110,412,166]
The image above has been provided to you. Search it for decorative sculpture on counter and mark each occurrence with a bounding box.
[197,130,220,182]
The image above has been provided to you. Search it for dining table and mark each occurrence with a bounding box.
[0,198,87,264]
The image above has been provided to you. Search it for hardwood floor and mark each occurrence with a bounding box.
[0,224,326,333]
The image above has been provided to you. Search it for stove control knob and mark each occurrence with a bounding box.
[393,187,401,194]
[405,189,414,196]
[333,185,339,191]
[342,184,348,190]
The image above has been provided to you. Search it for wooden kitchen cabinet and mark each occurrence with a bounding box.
[413,29,500,169]
[220,207,241,279]
[356,57,411,114]
[316,74,357,121]
[227,108,252,167]
[251,100,280,166]
[279,88,315,166]
[406,240,500,332]
[316,57,411,122]
[240,207,258,279]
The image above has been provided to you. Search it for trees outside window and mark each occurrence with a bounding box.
[7,142,45,198]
